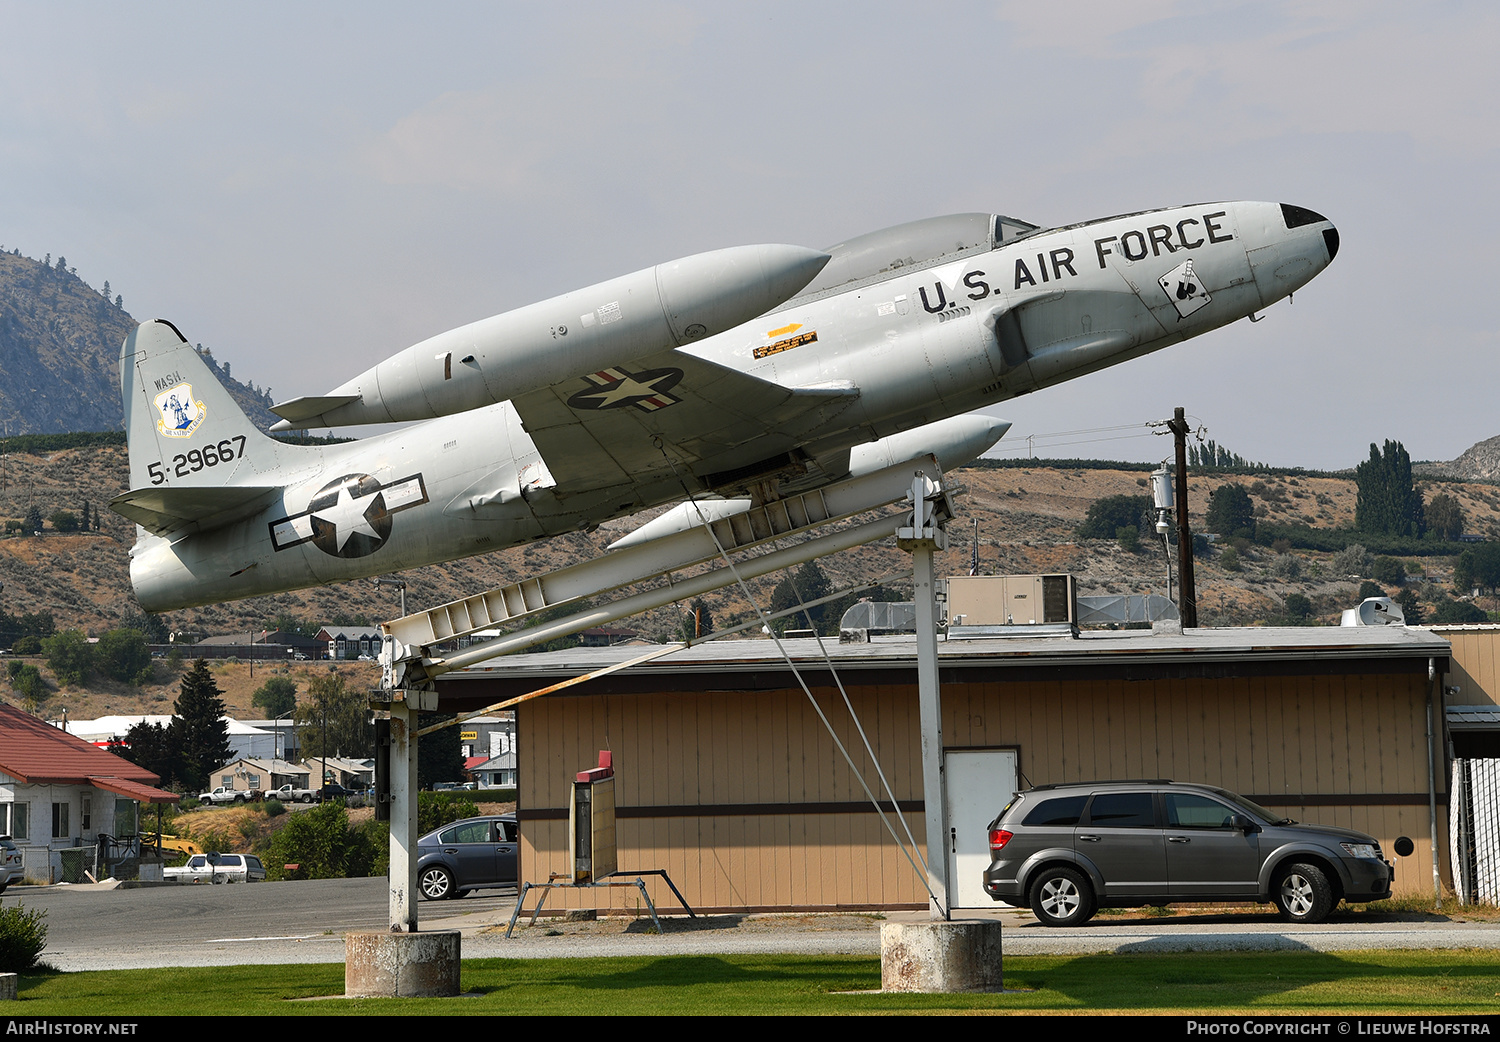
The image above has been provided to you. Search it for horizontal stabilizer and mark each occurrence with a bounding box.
[110,485,281,537]
[269,394,363,430]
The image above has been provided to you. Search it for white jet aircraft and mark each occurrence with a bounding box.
[114,202,1337,611]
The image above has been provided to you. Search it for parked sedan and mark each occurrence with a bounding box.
[416,815,518,900]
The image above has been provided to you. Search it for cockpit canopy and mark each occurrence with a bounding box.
[794,212,1041,300]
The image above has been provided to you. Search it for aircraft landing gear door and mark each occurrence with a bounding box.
[944,749,1017,908]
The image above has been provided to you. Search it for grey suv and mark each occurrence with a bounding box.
[983,780,1392,926]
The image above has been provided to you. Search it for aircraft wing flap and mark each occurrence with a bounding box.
[110,485,282,537]
[513,350,859,494]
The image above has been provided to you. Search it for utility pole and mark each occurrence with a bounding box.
[1166,407,1198,628]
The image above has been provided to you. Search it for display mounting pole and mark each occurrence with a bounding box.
[898,469,951,920]
[374,687,436,931]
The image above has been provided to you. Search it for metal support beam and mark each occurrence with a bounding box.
[388,478,954,686]
[382,458,944,653]
[898,472,951,920]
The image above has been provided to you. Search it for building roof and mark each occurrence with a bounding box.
[437,625,1452,706]
[56,715,274,741]
[0,704,178,802]
[227,757,308,775]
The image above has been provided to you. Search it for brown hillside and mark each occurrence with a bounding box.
[4,445,1499,720]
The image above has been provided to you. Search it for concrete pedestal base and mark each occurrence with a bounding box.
[345,931,461,998]
[0,973,15,1000]
[880,920,1003,993]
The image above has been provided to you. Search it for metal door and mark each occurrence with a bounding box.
[944,749,1018,908]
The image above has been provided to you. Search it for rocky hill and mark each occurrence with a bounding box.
[1421,434,1500,483]
[0,250,280,434]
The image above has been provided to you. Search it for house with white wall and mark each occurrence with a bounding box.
[0,704,178,882]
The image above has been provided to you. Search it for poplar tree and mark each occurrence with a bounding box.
[1354,441,1426,538]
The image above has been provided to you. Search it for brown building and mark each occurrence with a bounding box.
[438,624,1452,914]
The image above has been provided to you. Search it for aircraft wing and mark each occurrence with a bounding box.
[110,485,282,537]
[512,350,859,494]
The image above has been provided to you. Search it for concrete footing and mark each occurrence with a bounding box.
[880,919,1003,993]
[345,931,461,998]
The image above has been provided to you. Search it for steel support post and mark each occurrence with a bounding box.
[898,472,950,920]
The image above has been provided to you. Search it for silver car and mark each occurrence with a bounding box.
[983,780,1393,926]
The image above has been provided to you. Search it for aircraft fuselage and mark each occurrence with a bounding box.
[121,200,1336,611]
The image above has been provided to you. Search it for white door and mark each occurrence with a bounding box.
[944,749,1018,908]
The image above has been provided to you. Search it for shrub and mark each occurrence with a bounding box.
[1219,546,1241,572]
[42,630,93,686]
[262,799,285,817]
[0,903,48,972]
[265,801,365,880]
[1283,593,1313,620]
[1431,599,1488,625]
[418,791,480,835]
[1330,544,1373,578]
[1270,554,1301,580]
[1372,555,1406,586]
[11,636,40,656]
[8,664,46,703]
[1077,495,1151,540]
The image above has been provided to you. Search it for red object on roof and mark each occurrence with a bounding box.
[0,704,179,802]
[463,756,488,771]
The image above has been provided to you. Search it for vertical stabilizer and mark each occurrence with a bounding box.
[120,320,286,491]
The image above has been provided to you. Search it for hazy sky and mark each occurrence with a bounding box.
[2,2,1494,470]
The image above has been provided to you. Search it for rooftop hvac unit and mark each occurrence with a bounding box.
[946,574,1078,627]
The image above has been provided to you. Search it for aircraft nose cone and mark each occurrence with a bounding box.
[1280,202,1338,264]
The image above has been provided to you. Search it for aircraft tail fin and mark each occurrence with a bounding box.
[119,319,288,494]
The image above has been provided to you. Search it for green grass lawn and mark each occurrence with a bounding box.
[12,950,1500,1015]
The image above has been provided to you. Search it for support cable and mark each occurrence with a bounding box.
[660,448,940,906]
[785,567,931,878]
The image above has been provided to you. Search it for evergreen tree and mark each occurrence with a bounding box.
[23,505,42,536]
[1354,441,1426,538]
[170,660,233,790]
[116,721,183,787]
[769,561,834,635]
[1205,484,1256,539]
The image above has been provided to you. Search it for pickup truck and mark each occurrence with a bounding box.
[164,853,266,884]
[262,784,316,804]
[197,787,252,805]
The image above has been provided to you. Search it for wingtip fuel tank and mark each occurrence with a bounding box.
[270,242,830,431]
